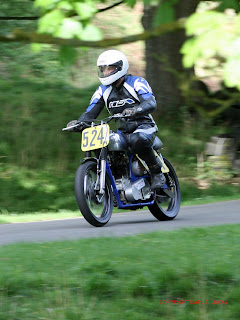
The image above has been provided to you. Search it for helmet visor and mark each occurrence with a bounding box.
[98,60,123,78]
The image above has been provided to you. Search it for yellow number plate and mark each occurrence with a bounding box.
[81,124,110,151]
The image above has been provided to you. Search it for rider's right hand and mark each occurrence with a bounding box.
[66,120,82,132]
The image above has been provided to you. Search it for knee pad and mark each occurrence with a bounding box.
[129,132,151,154]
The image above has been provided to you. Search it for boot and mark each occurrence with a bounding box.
[137,148,166,191]
[148,157,166,191]
[151,172,166,190]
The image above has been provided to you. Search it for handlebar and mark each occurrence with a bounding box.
[62,113,129,131]
[106,113,130,122]
[62,122,81,131]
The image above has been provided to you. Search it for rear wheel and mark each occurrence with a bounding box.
[75,161,113,227]
[148,157,181,220]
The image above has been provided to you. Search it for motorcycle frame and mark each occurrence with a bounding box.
[83,149,155,210]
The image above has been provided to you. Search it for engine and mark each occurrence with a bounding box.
[109,152,152,202]
[115,177,152,202]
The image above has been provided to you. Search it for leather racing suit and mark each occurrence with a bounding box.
[78,75,163,183]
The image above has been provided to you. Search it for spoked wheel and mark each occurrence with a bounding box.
[148,157,181,221]
[75,161,113,227]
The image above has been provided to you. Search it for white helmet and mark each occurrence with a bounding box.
[97,50,129,86]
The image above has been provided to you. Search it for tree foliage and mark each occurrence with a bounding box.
[182,8,240,90]
[1,0,240,116]
[35,0,102,40]
[1,1,240,84]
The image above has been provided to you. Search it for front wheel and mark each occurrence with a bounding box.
[75,161,113,227]
[148,157,181,221]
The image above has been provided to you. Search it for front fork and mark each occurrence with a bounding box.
[94,148,107,198]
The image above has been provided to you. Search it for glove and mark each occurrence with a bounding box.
[122,107,138,118]
[66,120,81,132]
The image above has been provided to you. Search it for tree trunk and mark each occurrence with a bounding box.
[142,0,200,116]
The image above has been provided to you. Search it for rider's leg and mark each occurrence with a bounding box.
[128,128,166,190]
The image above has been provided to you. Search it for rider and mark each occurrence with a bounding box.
[67,49,165,190]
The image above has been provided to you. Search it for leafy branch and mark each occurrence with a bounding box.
[0,1,124,21]
[0,18,186,47]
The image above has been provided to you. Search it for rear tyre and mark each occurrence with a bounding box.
[75,161,113,227]
[148,157,181,221]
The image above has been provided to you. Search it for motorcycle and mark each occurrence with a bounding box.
[62,114,181,227]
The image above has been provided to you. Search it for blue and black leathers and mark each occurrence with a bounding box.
[78,75,163,187]
[78,75,157,134]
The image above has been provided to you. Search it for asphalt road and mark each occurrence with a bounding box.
[0,200,239,246]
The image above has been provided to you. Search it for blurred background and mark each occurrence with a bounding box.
[0,0,239,214]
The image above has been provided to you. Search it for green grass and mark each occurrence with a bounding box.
[0,74,239,219]
[0,224,240,319]
[0,170,239,223]
[0,210,80,224]
[0,161,239,223]
[179,180,240,205]
[0,77,93,171]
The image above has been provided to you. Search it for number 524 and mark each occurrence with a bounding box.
[81,124,110,151]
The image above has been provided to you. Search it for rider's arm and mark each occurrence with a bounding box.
[124,76,157,116]
[136,95,156,116]
[134,77,156,115]
[78,86,105,123]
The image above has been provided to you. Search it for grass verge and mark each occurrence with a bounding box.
[0,177,239,224]
[0,224,240,319]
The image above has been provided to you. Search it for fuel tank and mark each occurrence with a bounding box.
[108,131,128,152]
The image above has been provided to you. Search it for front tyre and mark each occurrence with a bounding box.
[148,157,181,221]
[75,161,113,227]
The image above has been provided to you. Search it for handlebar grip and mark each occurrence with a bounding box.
[62,123,81,131]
